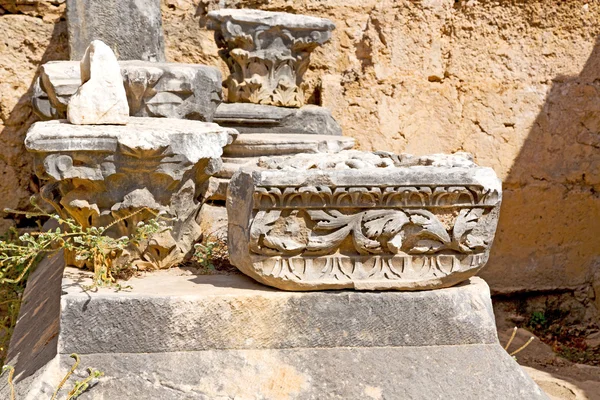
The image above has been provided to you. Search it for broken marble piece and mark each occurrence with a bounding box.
[121,61,222,121]
[66,0,165,62]
[206,9,335,107]
[67,40,129,125]
[32,61,222,122]
[207,134,355,201]
[25,118,237,269]
[227,151,503,291]
[214,103,342,136]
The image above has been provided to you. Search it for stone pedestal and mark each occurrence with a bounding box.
[1,255,547,399]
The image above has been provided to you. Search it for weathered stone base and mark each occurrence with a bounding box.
[56,345,543,399]
[1,256,547,399]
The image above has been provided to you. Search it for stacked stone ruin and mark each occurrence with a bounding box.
[3,2,548,399]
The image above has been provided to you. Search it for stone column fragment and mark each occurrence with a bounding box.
[207,9,335,107]
[67,0,166,62]
[25,118,237,269]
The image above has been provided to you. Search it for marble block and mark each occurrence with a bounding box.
[227,151,502,291]
[67,40,129,125]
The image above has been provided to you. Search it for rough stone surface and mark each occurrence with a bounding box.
[33,60,223,122]
[1,260,547,399]
[25,118,237,268]
[214,103,342,136]
[207,9,335,107]
[67,40,129,125]
[2,1,600,293]
[58,345,547,400]
[58,272,498,353]
[66,0,166,62]
[228,151,502,291]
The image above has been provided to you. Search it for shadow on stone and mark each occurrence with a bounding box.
[482,36,600,295]
[0,18,69,228]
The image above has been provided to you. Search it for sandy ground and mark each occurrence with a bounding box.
[496,316,600,399]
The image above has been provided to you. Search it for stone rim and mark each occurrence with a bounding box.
[207,9,335,31]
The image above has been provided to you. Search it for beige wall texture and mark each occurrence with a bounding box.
[0,0,599,294]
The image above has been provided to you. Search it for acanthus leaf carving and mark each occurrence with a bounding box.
[249,188,491,260]
[207,9,334,107]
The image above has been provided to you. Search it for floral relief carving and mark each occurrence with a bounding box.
[227,151,503,290]
[249,189,490,259]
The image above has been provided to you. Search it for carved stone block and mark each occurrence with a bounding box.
[66,0,166,62]
[206,9,335,107]
[227,151,502,291]
[207,133,355,201]
[32,61,222,122]
[25,118,237,269]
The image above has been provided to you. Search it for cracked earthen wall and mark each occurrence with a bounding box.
[1,0,599,296]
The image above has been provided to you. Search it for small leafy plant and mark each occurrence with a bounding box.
[529,311,548,329]
[0,199,166,366]
[192,234,232,273]
[194,241,217,271]
[0,198,165,289]
[2,353,102,400]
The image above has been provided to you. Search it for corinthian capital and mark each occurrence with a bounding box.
[207,9,335,107]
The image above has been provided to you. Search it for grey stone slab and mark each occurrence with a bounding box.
[53,345,548,399]
[66,0,165,62]
[32,61,222,122]
[4,253,63,383]
[58,269,498,354]
[222,133,354,160]
[207,9,336,30]
[0,251,65,400]
[214,103,342,136]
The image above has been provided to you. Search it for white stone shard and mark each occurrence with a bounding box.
[67,40,129,125]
